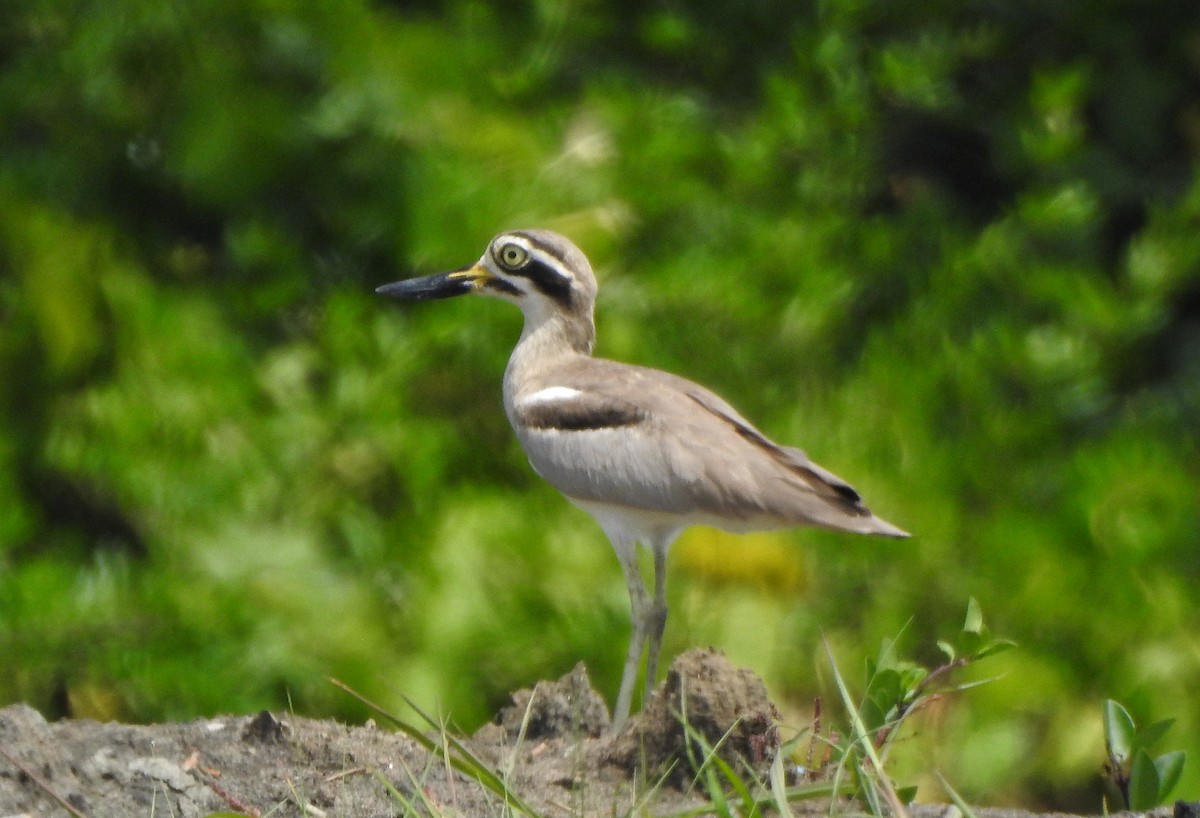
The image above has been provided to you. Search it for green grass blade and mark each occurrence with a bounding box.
[768,752,795,818]
[329,678,543,818]
[823,636,911,818]
[934,770,980,818]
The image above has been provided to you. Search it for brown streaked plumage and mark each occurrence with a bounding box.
[377,229,909,732]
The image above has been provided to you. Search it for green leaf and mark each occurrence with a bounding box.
[1103,699,1135,764]
[936,639,956,662]
[1127,748,1161,810]
[973,638,1017,660]
[899,665,928,697]
[1135,718,1175,752]
[867,668,902,713]
[860,695,887,733]
[963,597,984,636]
[1153,751,1186,802]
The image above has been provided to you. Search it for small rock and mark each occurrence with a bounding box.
[128,756,197,793]
[242,710,288,744]
[0,703,48,734]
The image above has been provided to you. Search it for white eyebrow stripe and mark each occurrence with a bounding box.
[519,386,587,408]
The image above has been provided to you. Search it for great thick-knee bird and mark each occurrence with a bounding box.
[377,230,908,731]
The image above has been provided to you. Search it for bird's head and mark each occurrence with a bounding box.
[377,230,598,333]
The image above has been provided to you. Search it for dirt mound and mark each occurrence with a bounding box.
[0,649,776,817]
[606,647,781,785]
[0,647,1179,818]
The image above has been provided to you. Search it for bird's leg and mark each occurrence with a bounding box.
[643,544,669,703]
[610,537,649,733]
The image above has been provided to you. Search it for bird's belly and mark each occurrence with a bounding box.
[516,425,694,515]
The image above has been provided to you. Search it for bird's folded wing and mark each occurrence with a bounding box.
[511,369,877,529]
[683,388,864,509]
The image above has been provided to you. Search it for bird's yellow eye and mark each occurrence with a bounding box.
[497,243,529,269]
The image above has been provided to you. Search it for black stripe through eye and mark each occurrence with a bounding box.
[515,259,573,307]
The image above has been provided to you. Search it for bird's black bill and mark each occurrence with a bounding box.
[375,269,474,301]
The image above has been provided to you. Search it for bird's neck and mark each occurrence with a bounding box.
[504,310,595,402]
[517,304,595,357]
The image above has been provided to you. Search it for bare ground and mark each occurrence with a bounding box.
[0,648,1182,818]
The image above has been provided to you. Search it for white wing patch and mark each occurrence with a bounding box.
[518,386,587,408]
[515,384,646,433]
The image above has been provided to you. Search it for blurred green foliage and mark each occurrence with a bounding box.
[1,0,1198,809]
